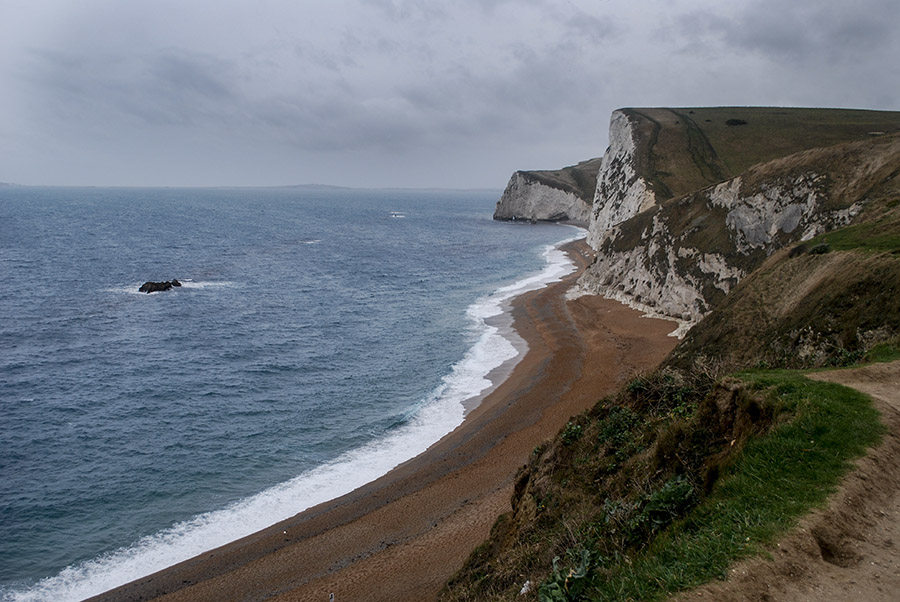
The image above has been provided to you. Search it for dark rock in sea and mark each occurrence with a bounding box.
[139,279,182,293]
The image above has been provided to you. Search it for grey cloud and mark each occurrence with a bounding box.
[679,0,900,64]
[4,0,899,188]
[358,0,449,23]
[564,12,622,45]
[28,47,240,128]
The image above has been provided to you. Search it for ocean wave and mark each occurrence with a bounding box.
[1,229,583,602]
[170,280,235,290]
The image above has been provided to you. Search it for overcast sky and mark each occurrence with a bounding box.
[1,0,898,188]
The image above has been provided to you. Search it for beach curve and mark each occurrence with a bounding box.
[87,239,679,602]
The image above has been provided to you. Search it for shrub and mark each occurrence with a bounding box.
[538,548,595,602]
[626,368,698,415]
[561,421,584,445]
[598,406,640,445]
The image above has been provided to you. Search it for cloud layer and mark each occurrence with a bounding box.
[1,0,898,187]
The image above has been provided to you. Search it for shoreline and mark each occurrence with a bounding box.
[89,239,679,602]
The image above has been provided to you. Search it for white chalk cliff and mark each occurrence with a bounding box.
[571,113,895,335]
[587,110,659,248]
[493,157,601,223]
[494,172,591,222]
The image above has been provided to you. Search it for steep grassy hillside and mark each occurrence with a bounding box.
[440,365,886,601]
[620,107,900,201]
[667,209,900,371]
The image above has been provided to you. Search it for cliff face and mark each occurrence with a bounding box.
[495,107,900,332]
[577,136,899,332]
[587,110,659,247]
[576,108,900,333]
[494,171,591,222]
[493,157,601,223]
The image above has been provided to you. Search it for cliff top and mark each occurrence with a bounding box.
[618,106,900,201]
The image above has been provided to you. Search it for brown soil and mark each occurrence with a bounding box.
[673,360,900,602]
[88,239,679,602]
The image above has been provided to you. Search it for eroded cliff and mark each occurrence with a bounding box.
[577,107,900,333]
[493,157,600,223]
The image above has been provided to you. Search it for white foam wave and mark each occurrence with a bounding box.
[3,229,584,602]
[176,280,235,290]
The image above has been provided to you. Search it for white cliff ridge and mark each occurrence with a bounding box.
[575,162,872,336]
[587,110,658,248]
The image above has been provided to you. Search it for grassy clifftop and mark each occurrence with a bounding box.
[620,107,900,201]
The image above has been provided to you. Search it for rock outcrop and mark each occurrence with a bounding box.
[493,158,601,224]
[139,280,182,293]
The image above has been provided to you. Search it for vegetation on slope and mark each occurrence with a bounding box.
[440,365,884,602]
[667,200,900,371]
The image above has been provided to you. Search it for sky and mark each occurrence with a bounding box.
[1,0,899,188]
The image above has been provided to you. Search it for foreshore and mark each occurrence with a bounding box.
[89,239,679,602]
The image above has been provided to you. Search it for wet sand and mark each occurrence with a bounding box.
[90,240,678,602]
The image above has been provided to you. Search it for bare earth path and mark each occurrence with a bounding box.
[675,360,900,602]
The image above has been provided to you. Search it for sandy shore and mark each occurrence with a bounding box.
[90,239,678,602]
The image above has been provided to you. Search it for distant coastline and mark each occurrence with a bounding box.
[0,181,504,193]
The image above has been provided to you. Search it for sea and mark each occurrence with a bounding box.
[0,186,582,602]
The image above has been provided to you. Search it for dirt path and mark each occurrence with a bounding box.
[675,360,900,601]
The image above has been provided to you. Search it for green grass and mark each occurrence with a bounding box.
[443,366,889,602]
[863,340,900,363]
[807,216,900,254]
[585,370,883,601]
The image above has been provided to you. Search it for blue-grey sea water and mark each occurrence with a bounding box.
[0,186,580,601]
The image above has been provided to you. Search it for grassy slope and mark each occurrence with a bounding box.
[519,157,604,203]
[667,201,900,371]
[440,365,885,601]
[586,370,883,601]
